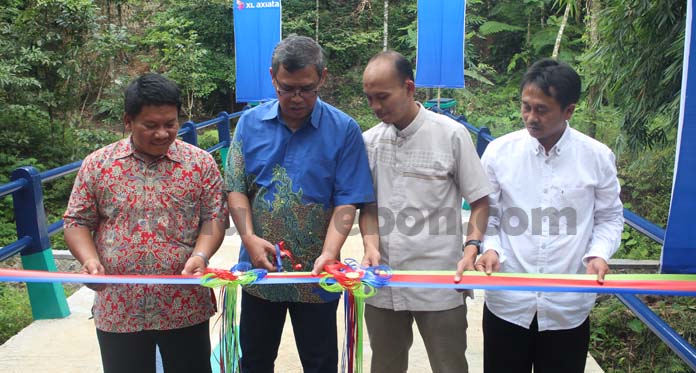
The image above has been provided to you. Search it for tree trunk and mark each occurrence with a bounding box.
[589,0,599,46]
[552,4,571,59]
[106,0,111,24]
[586,0,600,138]
[117,1,122,27]
[315,0,319,42]
[383,0,388,51]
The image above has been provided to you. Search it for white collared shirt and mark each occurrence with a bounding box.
[481,125,624,330]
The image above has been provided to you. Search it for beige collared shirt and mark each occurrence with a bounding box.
[363,103,493,311]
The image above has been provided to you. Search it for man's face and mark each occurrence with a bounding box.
[520,83,575,149]
[362,59,415,128]
[271,64,325,127]
[124,104,179,160]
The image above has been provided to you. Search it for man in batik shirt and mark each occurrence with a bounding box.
[225,35,375,373]
[64,73,227,373]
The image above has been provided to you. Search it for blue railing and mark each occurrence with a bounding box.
[0,110,241,319]
[431,106,696,370]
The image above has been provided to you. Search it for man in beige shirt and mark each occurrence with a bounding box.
[359,51,493,373]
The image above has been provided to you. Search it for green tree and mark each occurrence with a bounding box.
[582,0,686,150]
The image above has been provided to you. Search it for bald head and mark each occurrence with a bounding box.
[365,51,414,83]
[363,50,419,129]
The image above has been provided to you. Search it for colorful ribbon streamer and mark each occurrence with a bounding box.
[4,266,696,371]
[318,259,391,373]
[3,268,696,296]
[201,263,267,373]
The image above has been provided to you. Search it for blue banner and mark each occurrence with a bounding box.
[662,0,696,274]
[415,0,466,88]
[233,0,281,102]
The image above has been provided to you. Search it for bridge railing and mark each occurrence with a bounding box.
[0,110,242,319]
[2,105,694,369]
[430,106,696,370]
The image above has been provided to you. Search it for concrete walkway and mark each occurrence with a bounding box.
[0,227,603,372]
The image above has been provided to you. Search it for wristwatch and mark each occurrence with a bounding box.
[464,239,482,254]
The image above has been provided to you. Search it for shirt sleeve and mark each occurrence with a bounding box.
[583,149,624,264]
[63,154,99,231]
[224,119,248,194]
[199,152,229,225]
[453,128,493,204]
[480,146,506,262]
[333,120,376,206]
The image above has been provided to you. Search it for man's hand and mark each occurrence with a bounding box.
[361,247,381,267]
[454,246,478,282]
[182,255,207,276]
[586,256,609,284]
[475,250,500,275]
[81,257,106,291]
[312,252,338,276]
[243,235,277,271]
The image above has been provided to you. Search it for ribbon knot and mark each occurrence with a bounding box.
[320,258,392,298]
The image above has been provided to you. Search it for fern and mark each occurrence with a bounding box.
[478,21,525,36]
[464,69,494,86]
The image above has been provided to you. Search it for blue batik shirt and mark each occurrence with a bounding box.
[225,98,375,303]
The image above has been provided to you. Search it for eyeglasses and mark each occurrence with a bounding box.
[275,85,319,99]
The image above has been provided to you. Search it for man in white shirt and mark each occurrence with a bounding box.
[475,58,624,372]
[359,51,493,373]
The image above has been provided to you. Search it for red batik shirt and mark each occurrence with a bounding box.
[64,138,227,333]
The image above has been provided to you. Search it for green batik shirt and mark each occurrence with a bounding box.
[224,99,375,303]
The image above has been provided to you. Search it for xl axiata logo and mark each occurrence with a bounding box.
[237,1,280,9]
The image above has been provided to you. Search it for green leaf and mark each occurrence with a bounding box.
[478,21,524,36]
[627,319,646,334]
[465,70,494,86]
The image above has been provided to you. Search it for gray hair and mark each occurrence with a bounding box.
[271,34,326,78]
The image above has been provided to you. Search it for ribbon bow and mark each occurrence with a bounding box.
[319,259,392,373]
[202,263,267,373]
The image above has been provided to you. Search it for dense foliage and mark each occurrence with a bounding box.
[0,0,692,369]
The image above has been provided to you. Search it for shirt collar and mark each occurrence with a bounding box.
[165,140,184,162]
[113,138,134,159]
[394,102,425,138]
[262,99,322,129]
[528,122,572,156]
[115,136,183,163]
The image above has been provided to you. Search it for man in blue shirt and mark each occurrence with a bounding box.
[225,35,375,373]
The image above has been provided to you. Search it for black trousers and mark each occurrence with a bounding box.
[483,303,590,373]
[96,320,212,373]
[239,291,340,373]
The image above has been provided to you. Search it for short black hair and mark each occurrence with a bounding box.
[368,50,414,82]
[124,73,182,117]
[271,34,326,78]
[520,58,581,109]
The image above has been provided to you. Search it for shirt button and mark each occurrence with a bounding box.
[543,188,548,194]
[545,159,550,164]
